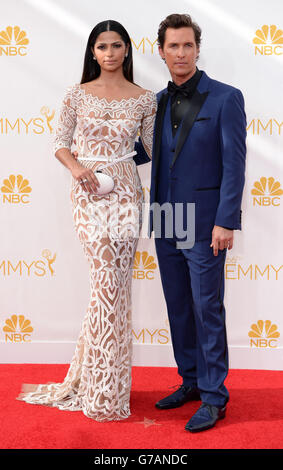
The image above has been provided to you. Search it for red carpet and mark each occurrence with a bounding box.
[1,365,283,449]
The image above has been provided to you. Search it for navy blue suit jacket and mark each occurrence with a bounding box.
[135,71,246,241]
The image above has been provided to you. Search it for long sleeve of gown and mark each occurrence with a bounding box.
[139,91,157,159]
[53,86,77,154]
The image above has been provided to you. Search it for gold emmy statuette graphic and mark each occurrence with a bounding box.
[1,174,32,203]
[133,251,157,280]
[142,186,150,199]
[3,314,33,342]
[253,25,283,55]
[251,177,283,206]
[249,320,280,348]
[40,106,55,133]
[42,249,56,276]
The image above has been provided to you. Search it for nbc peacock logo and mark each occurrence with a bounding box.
[0,26,29,56]
[133,251,157,280]
[251,177,283,206]
[3,315,33,342]
[1,174,32,204]
[253,25,283,55]
[249,320,280,348]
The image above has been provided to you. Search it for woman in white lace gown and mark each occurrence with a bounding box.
[17,20,157,421]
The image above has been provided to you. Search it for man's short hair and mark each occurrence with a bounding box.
[157,13,202,49]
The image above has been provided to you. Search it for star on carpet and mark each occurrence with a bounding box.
[136,417,162,428]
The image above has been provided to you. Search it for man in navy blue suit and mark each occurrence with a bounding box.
[136,13,246,432]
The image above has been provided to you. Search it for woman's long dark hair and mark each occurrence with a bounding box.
[80,20,134,84]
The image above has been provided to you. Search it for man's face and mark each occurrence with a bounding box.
[159,27,199,82]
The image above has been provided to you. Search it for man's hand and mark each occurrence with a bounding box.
[210,225,233,256]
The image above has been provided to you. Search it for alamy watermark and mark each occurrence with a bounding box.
[82,196,195,249]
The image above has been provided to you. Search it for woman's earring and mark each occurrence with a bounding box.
[93,56,97,61]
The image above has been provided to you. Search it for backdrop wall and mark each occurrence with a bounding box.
[1,0,283,370]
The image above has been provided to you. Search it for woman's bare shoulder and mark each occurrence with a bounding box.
[129,84,155,101]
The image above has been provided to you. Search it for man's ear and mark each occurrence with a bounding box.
[196,47,200,62]
[158,45,165,61]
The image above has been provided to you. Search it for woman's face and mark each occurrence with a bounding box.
[92,30,129,73]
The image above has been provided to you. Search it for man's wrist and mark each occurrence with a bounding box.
[214,225,233,231]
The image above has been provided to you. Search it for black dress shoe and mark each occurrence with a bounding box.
[155,385,201,410]
[185,403,226,432]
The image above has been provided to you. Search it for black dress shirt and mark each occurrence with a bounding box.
[168,68,202,137]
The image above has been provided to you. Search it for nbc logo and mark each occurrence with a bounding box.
[3,315,33,342]
[1,174,32,204]
[0,26,29,56]
[249,320,280,348]
[133,251,157,280]
[251,177,283,206]
[253,25,283,55]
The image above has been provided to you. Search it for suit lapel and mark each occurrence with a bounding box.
[153,92,169,174]
[171,89,209,168]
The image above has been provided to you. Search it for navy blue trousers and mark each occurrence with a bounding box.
[155,235,229,407]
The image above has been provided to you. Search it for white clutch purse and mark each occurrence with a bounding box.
[94,171,115,195]
[76,151,137,195]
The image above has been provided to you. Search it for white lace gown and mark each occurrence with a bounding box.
[17,84,157,421]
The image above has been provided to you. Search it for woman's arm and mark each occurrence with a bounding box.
[138,91,157,160]
[54,86,99,193]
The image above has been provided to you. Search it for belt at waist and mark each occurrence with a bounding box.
[77,150,137,170]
